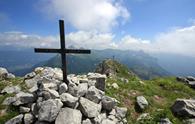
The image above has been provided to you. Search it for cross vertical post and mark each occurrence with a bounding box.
[59,20,67,83]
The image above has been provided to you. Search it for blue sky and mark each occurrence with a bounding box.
[0,0,195,56]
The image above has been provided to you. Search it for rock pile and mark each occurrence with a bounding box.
[176,76,195,89]
[3,67,127,124]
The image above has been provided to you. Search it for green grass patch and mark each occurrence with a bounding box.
[106,76,195,124]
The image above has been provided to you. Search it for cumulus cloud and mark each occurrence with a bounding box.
[0,32,59,48]
[39,0,130,32]
[1,25,195,57]
[115,25,195,57]
[0,31,116,49]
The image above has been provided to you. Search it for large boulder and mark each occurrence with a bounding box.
[85,86,104,103]
[60,93,78,108]
[136,96,148,111]
[5,114,23,124]
[79,97,102,118]
[38,99,63,122]
[55,107,82,124]
[171,99,195,117]
[0,67,8,80]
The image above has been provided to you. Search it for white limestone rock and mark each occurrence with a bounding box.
[85,86,104,103]
[79,97,102,118]
[60,93,78,108]
[1,85,21,94]
[5,114,23,124]
[38,99,63,122]
[55,107,82,124]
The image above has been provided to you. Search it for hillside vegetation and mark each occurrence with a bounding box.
[0,60,195,123]
[99,59,195,123]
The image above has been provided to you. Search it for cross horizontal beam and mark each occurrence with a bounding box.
[35,48,91,54]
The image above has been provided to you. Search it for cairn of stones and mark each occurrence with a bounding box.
[3,67,127,124]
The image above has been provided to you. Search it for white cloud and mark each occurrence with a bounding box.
[40,0,130,32]
[114,25,195,57]
[1,25,195,57]
[0,31,116,49]
[152,25,195,56]
[66,31,116,49]
[0,32,59,48]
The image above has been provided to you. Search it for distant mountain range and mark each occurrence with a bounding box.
[39,49,170,79]
[1,47,195,79]
[152,53,195,77]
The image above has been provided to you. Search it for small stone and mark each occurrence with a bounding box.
[13,92,35,106]
[102,96,116,111]
[137,113,151,121]
[6,73,15,79]
[82,119,92,124]
[20,106,30,113]
[1,85,21,94]
[93,113,107,124]
[77,83,88,97]
[85,86,104,103]
[58,83,68,95]
[2,97,16,105]
[24,113,35,124]
[111,83,119,89]
[5,114,23,124]
[159,118,172,124]
[136,96,148,111]
[24,72,36,79]
[60,93,78,108]
[115,107,128,119]
[0,67,8,80]
[102,119,116,124]
[31,103,39,118]
[186,76,195,81]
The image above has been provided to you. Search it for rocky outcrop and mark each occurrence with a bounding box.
[4,67,128,124]
[171,99,195,118]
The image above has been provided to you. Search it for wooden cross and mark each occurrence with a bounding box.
[34,20,91,84]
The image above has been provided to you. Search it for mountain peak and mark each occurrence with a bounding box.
[95,59,136,78]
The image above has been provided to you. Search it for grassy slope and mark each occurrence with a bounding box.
[105,64,195,124]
